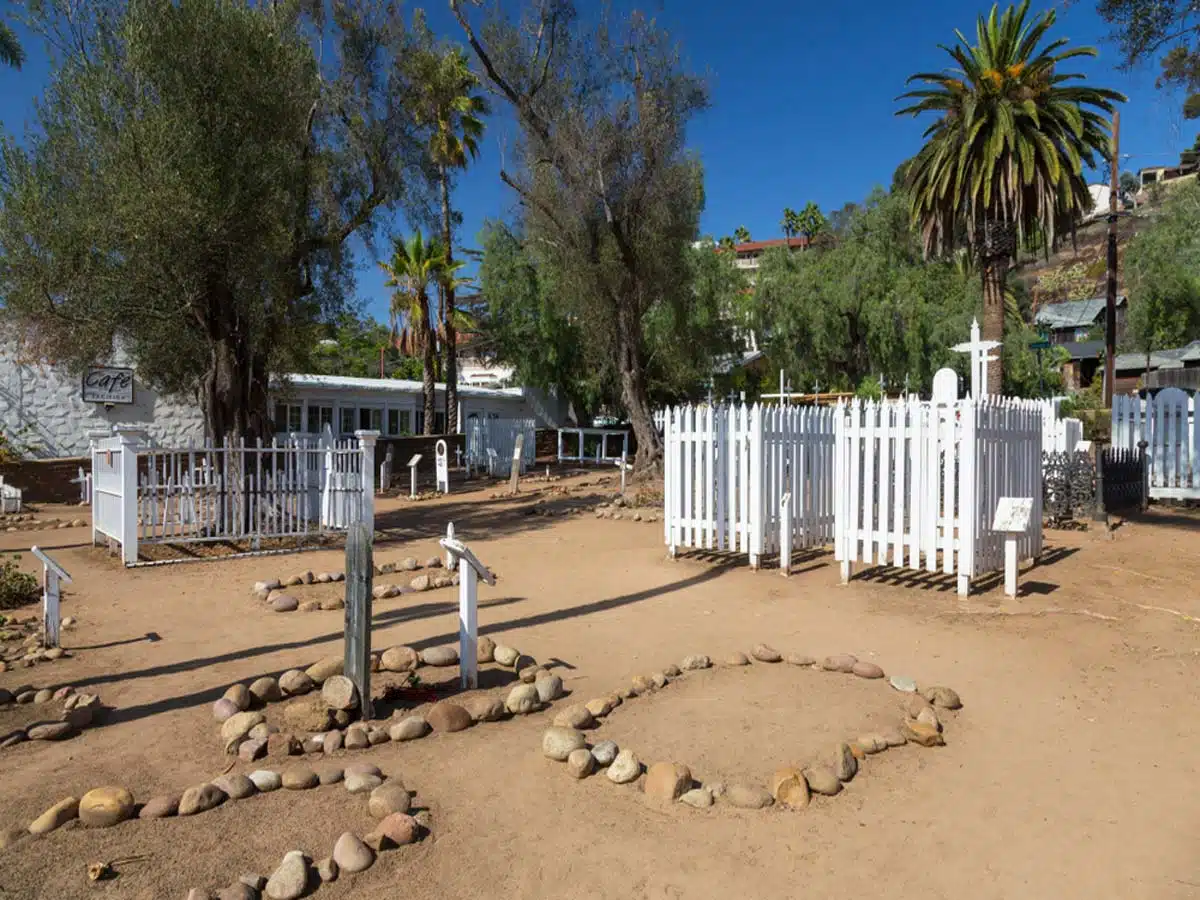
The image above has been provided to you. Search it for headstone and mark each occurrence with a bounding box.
[435,441,449,494]
[508,433,524,494]
[379,446,394,492]
[343,522,373,720]
[931,368,958,406]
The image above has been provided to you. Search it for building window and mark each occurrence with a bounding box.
[435,411,447,434]
[415,411,425,435]
[275,403,302,432]
[339,408,356,436]
[387,409,399,435]
[359,407,382,432]
[309,406,333,434]
[397,410,412,435]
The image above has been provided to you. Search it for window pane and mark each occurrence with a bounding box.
[434,411,446,434]
[340,408,355,435]
[399,411,411,435]
[388,409,399,435]
[415,411,425,434]
[371,409,382,431]
[274,403,287,427]
[288,406,302,432]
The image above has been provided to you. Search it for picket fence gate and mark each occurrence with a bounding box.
[662,404,836,565]
[91,426,376,565]
[836,397,1043,595]
[1111,389,1200,500]
[465,418,536,477]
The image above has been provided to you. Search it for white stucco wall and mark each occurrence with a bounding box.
[0,344,205,458]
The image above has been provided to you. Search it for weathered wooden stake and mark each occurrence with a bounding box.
[344,521,373,720]
[508,433,525,494]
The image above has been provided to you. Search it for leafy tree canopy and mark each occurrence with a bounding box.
[0,0,428,441]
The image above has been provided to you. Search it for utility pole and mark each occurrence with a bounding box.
[1103,109,1120,408]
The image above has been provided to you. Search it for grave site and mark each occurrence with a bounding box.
[0,379,1199,900]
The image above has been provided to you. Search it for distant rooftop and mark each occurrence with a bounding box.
[1034,296,1126,331]
[1114,340,1200,373]
[275,373,525,399]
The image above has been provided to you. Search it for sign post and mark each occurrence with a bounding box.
[31,546,72,649]
[435,440,449,494]
[508,433,525,494]
[343,522,374,720]
[439,535,497,690]
[991,497,1033,598]
[407,453,423,499]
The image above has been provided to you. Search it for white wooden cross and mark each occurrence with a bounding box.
[407,453,423,499]
[614,451,633,494]
[952,318,1002,398]
[434,440,450,494]
[439,534,496,690]
[992,497,1033,598]
[31,546,71,649]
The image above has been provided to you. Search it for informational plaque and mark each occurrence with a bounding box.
[992,497,1033,533]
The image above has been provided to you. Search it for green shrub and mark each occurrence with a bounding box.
[0,555,38,610]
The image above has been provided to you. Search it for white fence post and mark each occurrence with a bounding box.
[956,399,978,597]
[356,431,378,527]
[748,403,764,569]
[115,428,142,565]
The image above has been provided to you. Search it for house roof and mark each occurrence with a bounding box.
[1114,340,1200,373]
[276,373,525,400]
[735,237,809,254]
[713,349,765,375]
[1060,340,1105,361]
[1034,296,1126,330]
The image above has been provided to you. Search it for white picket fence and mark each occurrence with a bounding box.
[1043,414,1084,454]
[662,404,837,563]
[1112,389,1200,499]
[663,399,1043,594]
[466,418,535,477]
[836,397,1043,594]
[0,477,22,514]
[91,426,376,565]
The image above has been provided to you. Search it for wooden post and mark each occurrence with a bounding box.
[1104,109,1120,408]
[619,452,628,494]
[343,522,373,720]
[1138,439,1149,511]
[1004,534,1018,598]
[780,491,792,577]
[508,433,524,494]
[459,555,478,690]
[444,522,455,569]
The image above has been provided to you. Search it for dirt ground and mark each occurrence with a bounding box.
[1,474,1199,900]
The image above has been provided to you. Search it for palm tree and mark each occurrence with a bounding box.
[898,0,1124,393]
[379,230,449,434]
[733,226,751,244]
[796,201,827,244]
[411,46,489,435]
[0,19,24,70]
[781,207,798,244]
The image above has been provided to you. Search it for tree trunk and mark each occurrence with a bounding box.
[440,168,459,435]
[980,259,1008,396]
[615,300,661,473]
[421,290,437,434]
[977,220,1015,397]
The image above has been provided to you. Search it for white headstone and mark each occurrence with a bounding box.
[992,496,1033,599]
[932,368,959,406]
[435,440,449,494]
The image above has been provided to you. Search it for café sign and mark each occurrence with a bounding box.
[82,366,135,405]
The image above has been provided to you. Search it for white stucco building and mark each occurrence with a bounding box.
[0,342,567,458]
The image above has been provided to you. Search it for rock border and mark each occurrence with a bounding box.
[7,762,430,900]
[0,613,79,671]
[537,645,962,813]
[0,684,103,750]
[253,553,458,612]
[214,638,569,761]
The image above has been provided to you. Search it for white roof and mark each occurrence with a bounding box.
[277,373,525,400]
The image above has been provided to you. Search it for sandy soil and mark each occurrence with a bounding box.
[1,480,1199,900]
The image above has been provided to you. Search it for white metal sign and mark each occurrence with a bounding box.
[407,453,423,499]
[82,366,135,404]
[439,535,497,690]
[31,545,72,649]
[992,497,1033,534]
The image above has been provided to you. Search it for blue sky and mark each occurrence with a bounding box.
[1,0,1193,323]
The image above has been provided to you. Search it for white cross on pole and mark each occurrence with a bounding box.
[439,535,496,690]
[951,318,1002,398]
